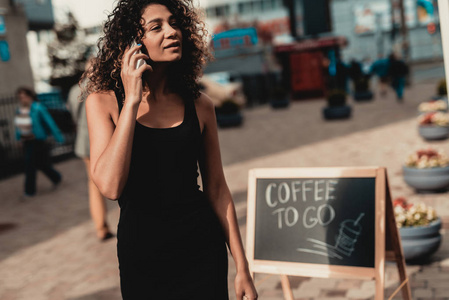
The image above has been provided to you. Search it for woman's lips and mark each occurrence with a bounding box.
[164,42,181,49]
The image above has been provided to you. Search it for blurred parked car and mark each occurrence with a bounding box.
[199,72,246,108]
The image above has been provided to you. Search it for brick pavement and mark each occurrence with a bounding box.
[1,81,449,300]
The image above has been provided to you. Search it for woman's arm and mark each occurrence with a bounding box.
[86,93,138,200]
[197,93,257,300]
[86,44,152,200]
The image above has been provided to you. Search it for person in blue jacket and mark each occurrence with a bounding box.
[14,87,64,198]
[369,56,390,97]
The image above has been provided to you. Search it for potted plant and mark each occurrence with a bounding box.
[353,77,373,101]
[431,79,449,104]
[269,85,290,109]
[215,98,243,128]
[418,99,448,114]
[322,89,352,120]
[393,197,442,261]
[403,148,449,192]
[437,78,447,97]
[417,111,449,140]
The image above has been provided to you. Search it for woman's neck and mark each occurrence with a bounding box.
[143,65,172,102]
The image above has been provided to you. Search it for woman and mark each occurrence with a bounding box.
[83,0,257,299]
[14,87,64,198]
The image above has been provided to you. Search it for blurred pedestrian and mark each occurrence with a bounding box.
[388,52,409,102]
[82,0,257,299]
[14,87,64,198]
[370,55,390,97]
[67,61,113,241]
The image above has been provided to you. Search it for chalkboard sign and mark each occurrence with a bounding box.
[246,167,391,280]
[246,167,411,300]
[254,177,375,268]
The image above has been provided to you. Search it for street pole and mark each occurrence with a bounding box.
[375,12,384,57]
[399,0,409,61]
[283,0,297,40]
[438,0,449,94]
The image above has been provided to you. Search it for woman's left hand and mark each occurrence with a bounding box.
[235,270,258,300]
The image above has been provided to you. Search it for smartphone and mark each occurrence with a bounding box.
[130,40,146,70]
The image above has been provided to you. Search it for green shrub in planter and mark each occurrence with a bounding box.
[437,79,447,96]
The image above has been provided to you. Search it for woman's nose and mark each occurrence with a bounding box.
[165,26,177,38]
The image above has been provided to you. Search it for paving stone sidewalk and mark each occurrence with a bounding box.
[1,82,449,300]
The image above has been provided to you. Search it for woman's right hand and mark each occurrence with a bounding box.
[120,44,153,106]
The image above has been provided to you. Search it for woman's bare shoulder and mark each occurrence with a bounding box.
[86,90,116,105]
[193,93,216,132]
[194,92,215,116]
[86,91,120,124]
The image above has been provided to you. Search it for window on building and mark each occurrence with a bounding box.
[206,7,216,17]
[251,0,262,12]
[238,1,253,14]
[238,3,244,14]
[262,0,274,11]
[272,0,282,9]
[215,5,230,17]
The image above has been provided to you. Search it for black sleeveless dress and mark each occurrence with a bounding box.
[114,92,229,299]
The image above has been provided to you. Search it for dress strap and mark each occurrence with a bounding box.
[186,97,202,135]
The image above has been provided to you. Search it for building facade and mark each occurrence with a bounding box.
[202,0,443,62]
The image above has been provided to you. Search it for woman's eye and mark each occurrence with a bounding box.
[151,25,161,31]
[170,22,178,27]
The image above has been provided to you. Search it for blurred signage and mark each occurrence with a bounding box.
[212,28,258,51]
[417,0,436,24]
[354,0,416,34]
[0,16,5,35]
[0,40,10,62]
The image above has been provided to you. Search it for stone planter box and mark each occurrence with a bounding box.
[400,218,442,261]
[322,105,351,120]
[418,125,449,140]
[402,165,449,192]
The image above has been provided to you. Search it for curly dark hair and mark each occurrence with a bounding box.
[82,0,211,101]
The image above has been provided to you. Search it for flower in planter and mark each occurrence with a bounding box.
[404,148,449,169]
[418,100,448,113]
[393,197,442,261]
[418,112,449,126]
[393,197,438,228]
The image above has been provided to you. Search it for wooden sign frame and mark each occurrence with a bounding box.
[246,167,411,300]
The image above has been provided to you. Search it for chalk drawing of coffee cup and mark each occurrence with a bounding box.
[334,213,364,257]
